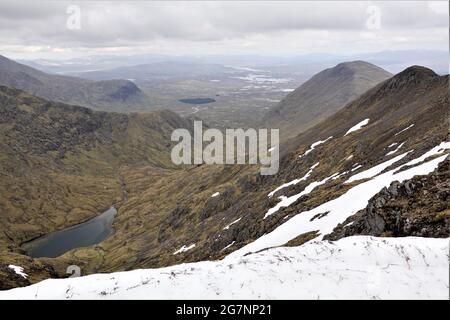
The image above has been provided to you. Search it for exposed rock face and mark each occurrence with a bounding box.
[0,264,30,289]
[325,157,450,240]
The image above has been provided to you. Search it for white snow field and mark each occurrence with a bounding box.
[0,236,447,299]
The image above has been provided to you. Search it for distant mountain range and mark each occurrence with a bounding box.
[19,50,449,76]
[0,55,153,112]
[69,61,230,82]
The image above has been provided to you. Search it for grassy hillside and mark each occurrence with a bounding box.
[0,85,192,286]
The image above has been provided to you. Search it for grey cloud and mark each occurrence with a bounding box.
[0,1,447,58]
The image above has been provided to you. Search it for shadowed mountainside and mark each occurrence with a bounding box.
[0,55,153,112]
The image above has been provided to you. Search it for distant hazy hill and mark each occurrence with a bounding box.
[0,55,153,111]
[262,61,392,140]
[73,61,229,81]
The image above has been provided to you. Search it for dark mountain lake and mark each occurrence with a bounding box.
[22,206,117,258]
[179,98,216,104]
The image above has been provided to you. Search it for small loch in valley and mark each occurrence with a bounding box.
[22,206,117,258]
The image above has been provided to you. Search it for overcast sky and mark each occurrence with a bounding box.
[0,1,448,59]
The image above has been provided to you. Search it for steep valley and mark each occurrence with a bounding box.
[0,64,448,292]
[0,85,192,287]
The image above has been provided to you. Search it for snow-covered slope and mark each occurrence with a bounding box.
[0,236,447,299]
[228,143,449,258]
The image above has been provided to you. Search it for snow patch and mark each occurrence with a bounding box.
[8,265,28,279]
[223,218,242,230]
[173,244,196,255]
[232,74,292,84]
[225,65,268,73]
[345,151,410,183]
[403,141,450,166]
[388,142,398,148]
[331,171,348,180]
[385,142,405,156]
[221,241,235,251]
[299,137,333,158]
[343,221,354,227]
[264,170,338,219]
[276,88,295,92]
[211,192,220,198]
[268,162,319,197]
[344,119,370,136]
[395,124,414,136]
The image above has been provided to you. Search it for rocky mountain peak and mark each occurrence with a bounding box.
[397,65,438,78]
[380,65,438,91]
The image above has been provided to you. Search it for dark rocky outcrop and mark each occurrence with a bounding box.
[325,157,450,240]
[0,260,59,290]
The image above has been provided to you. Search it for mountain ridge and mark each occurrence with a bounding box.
[0,55,153,112]
[262,60,392,140]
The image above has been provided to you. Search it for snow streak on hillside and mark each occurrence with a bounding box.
[344,118,369,136]
[0,236,447,299]
[229,143,450,258]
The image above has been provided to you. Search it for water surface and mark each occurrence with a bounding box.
[22,206,117,258]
